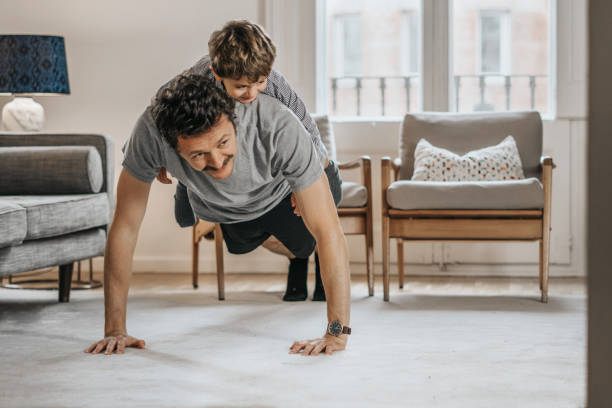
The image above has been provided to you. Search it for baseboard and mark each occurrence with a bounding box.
[91,257,584,277]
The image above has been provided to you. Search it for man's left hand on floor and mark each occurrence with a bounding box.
[289,334,347,356]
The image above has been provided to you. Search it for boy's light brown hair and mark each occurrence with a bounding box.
[208,20,276,82]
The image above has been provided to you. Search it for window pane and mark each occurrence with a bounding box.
[481,14,501,73]
[452,0,550,114]
[327,0,421,117]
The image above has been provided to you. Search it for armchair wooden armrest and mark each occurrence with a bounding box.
[337,156,372,194]
[337,158,362,170]
[392,158,402,181]
[540,156,556,169]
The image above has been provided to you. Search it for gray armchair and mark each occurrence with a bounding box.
[381,111,554,303]
[0,133,114,302]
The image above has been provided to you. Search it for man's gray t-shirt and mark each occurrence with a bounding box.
[122,94,323,224]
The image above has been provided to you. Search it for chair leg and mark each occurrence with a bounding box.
[541,236,551,304]
[397,239,404,289]
[539,240,544,291]
[215,224,225,301]
[365,223,374,297]
[192,224,200,289]
[58,263,74,303]
[382,217,390,302]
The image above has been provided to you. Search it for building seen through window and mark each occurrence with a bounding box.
[327,0,421,117]
[453,0,550,114]
[325,0,550,117]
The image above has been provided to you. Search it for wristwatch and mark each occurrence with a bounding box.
[327,320,351,336]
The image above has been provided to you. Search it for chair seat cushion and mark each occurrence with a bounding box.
[386,178,544,210]
[0,201,27,248]
[339,182,368,208]
[0,194,109,240]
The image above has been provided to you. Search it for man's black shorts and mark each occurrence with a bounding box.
[220,160,342,258]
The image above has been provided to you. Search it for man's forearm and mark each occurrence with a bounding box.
[317,229,351,329]
[103,222,139,336]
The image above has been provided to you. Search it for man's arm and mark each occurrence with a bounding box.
[289,172,351,356]
[86,169,152,355]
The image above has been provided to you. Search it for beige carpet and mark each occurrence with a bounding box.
[0,276,586,408]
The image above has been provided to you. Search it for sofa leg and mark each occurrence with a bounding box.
[58,263,74,303]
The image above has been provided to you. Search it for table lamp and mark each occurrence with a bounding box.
[0,35,70,131]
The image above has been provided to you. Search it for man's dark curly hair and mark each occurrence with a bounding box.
[151,73,236,150]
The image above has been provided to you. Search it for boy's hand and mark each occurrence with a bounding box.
[156,167,173,184]
[86,333,146,355]
[289,334,347,356]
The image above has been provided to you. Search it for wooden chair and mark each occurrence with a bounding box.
[381,111,554,303]
[192,115,375,299]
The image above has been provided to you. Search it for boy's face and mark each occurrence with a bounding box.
[211,66,267,104]
[176,114,237,179]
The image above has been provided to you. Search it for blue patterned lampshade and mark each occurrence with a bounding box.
[0,35,70,94]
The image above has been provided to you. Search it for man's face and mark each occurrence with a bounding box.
[211,66,267,104]
[176,114,237,179]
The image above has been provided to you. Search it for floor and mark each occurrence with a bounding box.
[0,271,587,408]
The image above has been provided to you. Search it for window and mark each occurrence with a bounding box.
[479,10,510,74]
[400,10,419,75]
[452,0,550,114]
[319,0,552,117]
[331,13,362,77]
[326,0,422,117]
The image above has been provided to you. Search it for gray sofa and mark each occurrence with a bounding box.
[0,133,114,302]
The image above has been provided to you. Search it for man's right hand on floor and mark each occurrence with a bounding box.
[86,333,146,355]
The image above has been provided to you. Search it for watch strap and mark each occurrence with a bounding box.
[342,326,352,335]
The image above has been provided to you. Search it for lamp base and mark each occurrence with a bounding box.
[1,96,45,131]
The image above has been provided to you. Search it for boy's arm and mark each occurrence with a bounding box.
[290,172,351,356]
[86,169,152,355]
[264,69,328,162]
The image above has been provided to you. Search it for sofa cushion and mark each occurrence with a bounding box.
[0,201,27,248]
[0,194,109,240]
[339,182,368,208]
[0,146,103,194]
[386,178,544,210]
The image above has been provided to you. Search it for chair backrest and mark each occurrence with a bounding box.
[312,114,337,162]
[398,111,543,180]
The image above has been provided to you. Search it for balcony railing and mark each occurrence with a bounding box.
[330,75,419,116]
[329,73,547,116]
[453,74,548,112]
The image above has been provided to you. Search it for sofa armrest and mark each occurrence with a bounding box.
[0,146,103,194]
[0,132,115,218]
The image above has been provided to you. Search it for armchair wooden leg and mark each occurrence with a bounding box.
[214,224,225,301]
[192,224,200,289]
[539,240,544,291]
[58,263,74,303]
[382,217,390,302]
[365,221,374,297]
[397,239,404,289]
[541,236,550,304]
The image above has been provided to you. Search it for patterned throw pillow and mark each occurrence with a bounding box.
[411,136,525,181]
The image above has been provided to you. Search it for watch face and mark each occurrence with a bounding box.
[328,320,342,336]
